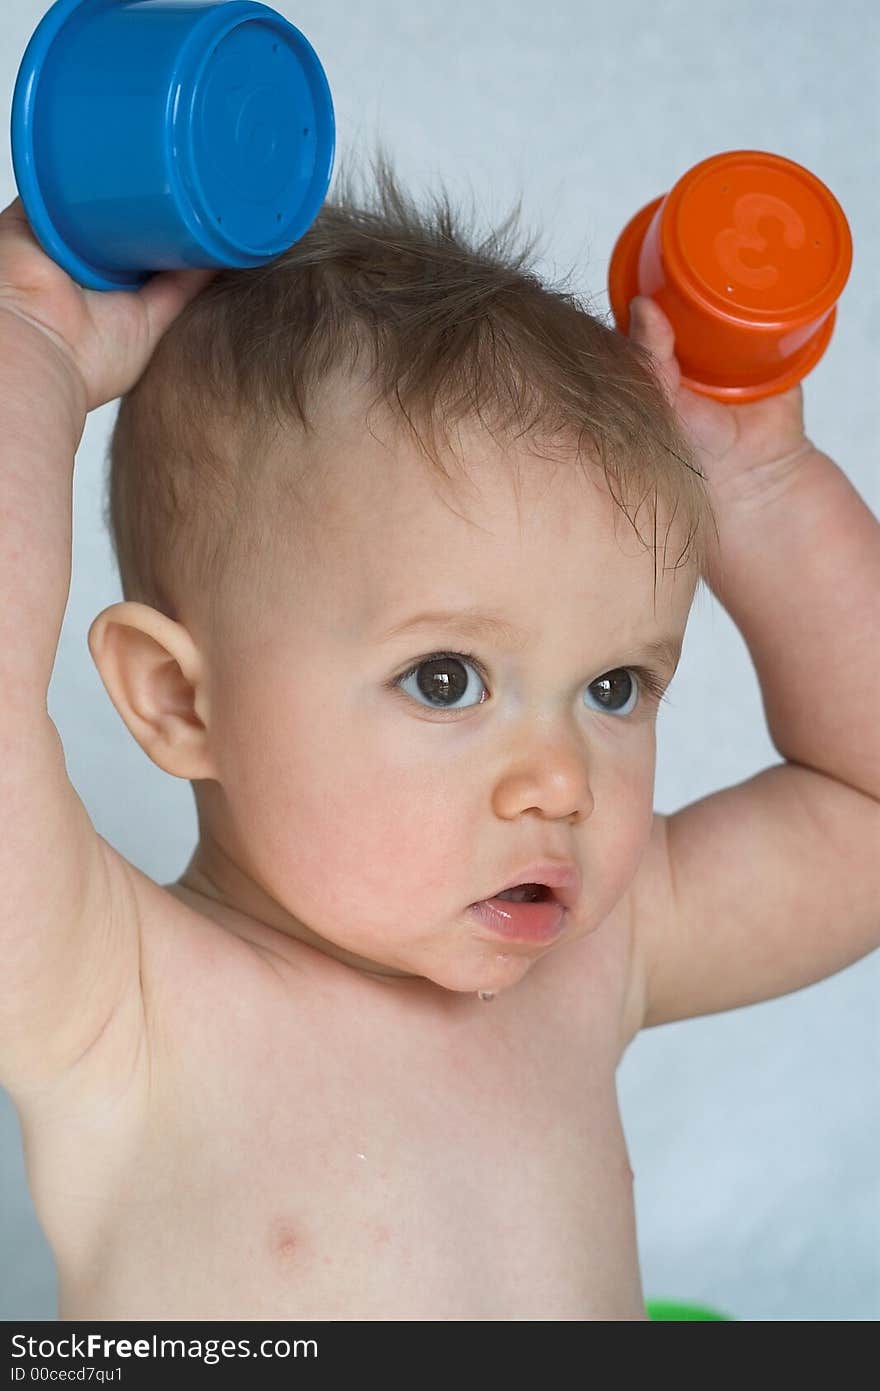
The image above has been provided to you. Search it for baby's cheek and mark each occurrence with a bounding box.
[594,772,656,903]
[330,770,458,903]
[272,757,421,902]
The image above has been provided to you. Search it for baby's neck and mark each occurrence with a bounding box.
[165,868,426,987]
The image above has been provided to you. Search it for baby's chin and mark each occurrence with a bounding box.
[434,951,538,997]
[343,934,543,997]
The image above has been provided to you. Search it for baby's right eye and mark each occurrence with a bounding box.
[393,652,488,710]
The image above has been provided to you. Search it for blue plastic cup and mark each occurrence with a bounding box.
[11,0,335,290]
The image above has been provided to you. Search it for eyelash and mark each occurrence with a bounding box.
[388,649,670,714]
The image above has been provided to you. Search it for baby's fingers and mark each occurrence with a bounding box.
[627,295,681,404]
[136,265,221,347]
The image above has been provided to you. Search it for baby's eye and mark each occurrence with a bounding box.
[392,652,654,716]
[394,652,488,710]
[585,668,640,717]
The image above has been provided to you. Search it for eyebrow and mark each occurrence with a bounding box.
[377,608,683,673]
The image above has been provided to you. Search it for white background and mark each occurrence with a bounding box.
[1,0,877,1320]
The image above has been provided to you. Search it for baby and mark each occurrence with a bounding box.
[1,151,878,1322]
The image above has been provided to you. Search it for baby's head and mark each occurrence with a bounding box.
[89,147,717,995]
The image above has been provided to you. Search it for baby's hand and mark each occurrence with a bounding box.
[627,294,815,503]
[0,196,219,417]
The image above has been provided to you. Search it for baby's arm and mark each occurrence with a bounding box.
[625,297,880,1027]
[0,198,214,1106]
[0,307,137,1104]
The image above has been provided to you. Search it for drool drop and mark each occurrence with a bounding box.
[477,990,496,1002]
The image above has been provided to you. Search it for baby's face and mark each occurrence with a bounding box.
[191,404,696,995]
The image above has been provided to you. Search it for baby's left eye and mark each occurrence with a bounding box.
[585,668,639,716]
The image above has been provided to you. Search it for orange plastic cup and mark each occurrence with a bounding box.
[608,150,852,402]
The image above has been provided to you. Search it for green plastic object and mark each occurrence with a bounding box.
[646,1299,732,1320]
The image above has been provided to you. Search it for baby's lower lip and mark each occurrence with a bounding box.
[468,896,567,943]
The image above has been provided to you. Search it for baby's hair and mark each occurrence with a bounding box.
[105,142,718,638]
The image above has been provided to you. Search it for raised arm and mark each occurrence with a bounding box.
[0,305,134,1098]
[624,296,880,1029]
[0,198,216,1102]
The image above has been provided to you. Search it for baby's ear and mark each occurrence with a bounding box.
[87,602,218,780]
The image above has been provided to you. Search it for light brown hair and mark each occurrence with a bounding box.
[105,144,717,639]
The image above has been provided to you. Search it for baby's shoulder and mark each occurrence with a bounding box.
[16,864,284,1273]
[19,864,262,1126]
[133,871,296,1066]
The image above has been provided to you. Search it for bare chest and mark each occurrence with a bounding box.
[57,911,646,1320]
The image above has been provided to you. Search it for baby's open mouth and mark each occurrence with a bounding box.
[491,883,552,903]
[468,884,567,944]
